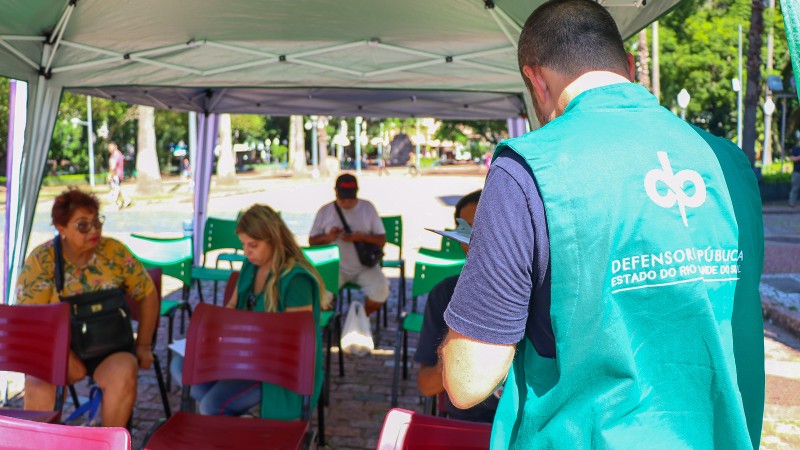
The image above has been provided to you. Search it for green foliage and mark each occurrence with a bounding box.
[646,0,793,145]
[761,171,792,184]
[40,174,90,186]
[271,144,288,162]
[154,110,188,171]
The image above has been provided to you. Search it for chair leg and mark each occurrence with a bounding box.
[383,302,388,328]
[402,329,409,380]
[68,385,81,408]
[317,390,326,448]
[391,322,403,407]
[398,265,406,319]
[212,281,218,305]
[324,324,332,407]
[152,353,172,418]
[337,314,345,377]
[195,279,205,304]
[166,313,175,391]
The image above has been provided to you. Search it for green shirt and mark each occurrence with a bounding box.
[492,83,763,449]
[236,260,324,420]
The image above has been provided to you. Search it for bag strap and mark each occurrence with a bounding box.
[333,202,353,234]
[53,235,65,298]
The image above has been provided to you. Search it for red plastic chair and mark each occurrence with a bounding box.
[145,303,317,450]
[376,408,492,450]
[0,303,70,423]
[0,414,130,449]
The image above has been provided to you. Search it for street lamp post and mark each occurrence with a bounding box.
[70,95,95,187]
[355,117,363,175]
[677,89,690,121]
[305,116,320,178]
[763,98,776,167]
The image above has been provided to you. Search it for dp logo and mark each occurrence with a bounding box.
[644,151,706,227]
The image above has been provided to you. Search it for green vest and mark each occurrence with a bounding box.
[237,260,324,420]
[492,83,764,449]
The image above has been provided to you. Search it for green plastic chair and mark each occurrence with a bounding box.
[191,217,240,305]
[439,234,466,259]
[302,245,346,404]
[381,215,406,320]
[125,234,193,391]
[391,251,465,407]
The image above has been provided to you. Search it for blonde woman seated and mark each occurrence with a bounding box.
[172,205,327,418]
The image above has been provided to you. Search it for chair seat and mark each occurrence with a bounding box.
[0,409,60,423]
[319,310,335,329]
[403,312,424,333]
[191,266,233,282]
[381,259,404,268]
[147,411,308,450]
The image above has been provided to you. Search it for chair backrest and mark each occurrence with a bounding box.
[376,408,491,450]
[0,414,131,449]
[182,304,316,396]
[126,234,193,285]
[302,245,340,296]
[203,216,242,259]
[0,303,70,386]
[222,271,240,305]
[381,215,403,257]
[439,235,466,259]
[411,252,465,299]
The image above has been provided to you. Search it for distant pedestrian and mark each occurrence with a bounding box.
[407,152,419,176]
[107,142,131,209]
[789,143,800,207]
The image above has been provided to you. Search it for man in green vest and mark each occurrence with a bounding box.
[439,1,765,448]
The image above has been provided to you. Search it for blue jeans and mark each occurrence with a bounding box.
[170,355,261,416]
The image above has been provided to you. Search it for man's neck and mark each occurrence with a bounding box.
[556,71,631,115]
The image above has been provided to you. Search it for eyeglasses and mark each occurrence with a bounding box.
[73,216,105,234]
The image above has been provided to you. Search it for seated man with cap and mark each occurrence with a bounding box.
[309,174,389,316]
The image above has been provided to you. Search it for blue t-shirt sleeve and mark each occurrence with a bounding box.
[414,276,459,366]
[444,151,538,345]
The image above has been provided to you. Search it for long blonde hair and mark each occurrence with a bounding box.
[235,204,329,311]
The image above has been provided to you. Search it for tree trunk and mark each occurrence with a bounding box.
[216,114,238,185]
[651,22,660,101]
[317,117,331,176]
[742,0,765,165]
[637,30,651,91]
[289,115,307,174]
[135,106,162,195]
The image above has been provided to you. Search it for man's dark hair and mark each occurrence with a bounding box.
[454,189,482,221]
[517,0,628,80]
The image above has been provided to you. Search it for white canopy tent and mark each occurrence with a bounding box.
[0,0,683,300]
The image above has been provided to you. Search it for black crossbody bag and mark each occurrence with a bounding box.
[333,202,384,268]
[54,235,134,361]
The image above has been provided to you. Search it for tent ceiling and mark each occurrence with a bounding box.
[0,0,683,117]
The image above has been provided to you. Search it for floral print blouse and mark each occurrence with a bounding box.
[15,237,154,305]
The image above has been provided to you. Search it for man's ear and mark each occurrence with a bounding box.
[625,53,636,82]
[522,65,548,105]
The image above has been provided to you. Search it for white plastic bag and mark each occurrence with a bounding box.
[341,302,374,356]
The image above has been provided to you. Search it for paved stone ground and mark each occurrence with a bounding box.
[3,171,800,449]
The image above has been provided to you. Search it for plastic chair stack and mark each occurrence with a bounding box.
[391,251,465,407]
[144,304,317,450]
[0,303,70,423]
[191,217,240,305]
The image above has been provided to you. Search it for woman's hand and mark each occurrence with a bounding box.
[136,344,154,370]
[67,350,88,384]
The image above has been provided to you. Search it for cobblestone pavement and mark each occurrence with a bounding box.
[4,172,800,449]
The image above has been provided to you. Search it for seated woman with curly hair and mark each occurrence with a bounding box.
[15,188,158,427]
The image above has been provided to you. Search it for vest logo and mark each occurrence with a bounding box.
[644,151,706,227]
